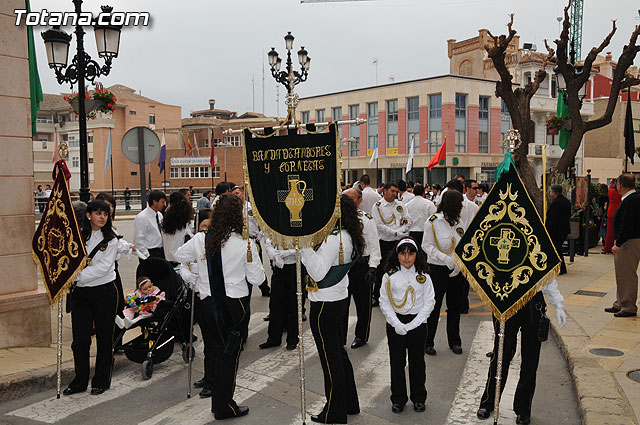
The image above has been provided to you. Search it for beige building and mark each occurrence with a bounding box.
[0,2,50,348]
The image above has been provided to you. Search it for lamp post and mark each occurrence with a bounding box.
[41,3,121,203]
[268,32,310,122]
[342,137,355,184]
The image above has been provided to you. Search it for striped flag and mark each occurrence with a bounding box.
[369,135,378,165]
[158,129,167,174]
[104,128,112,174]
[186,135,193,156]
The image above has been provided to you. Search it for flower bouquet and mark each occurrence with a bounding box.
[64,86,117,120]
[545,114,565,134]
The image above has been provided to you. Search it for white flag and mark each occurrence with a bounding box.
[405,136,415,174]
[369,136,379,166]
[193,132,200,155]
[104,128,112,174]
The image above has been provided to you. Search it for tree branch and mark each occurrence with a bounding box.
[577,20,617,87]
[528,41,555,101]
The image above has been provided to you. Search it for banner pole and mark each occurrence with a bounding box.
[56,299,63,399]
[542,145,547,225]
[493,319,506,425]
[295,241,307,425]
[186,284,196,398]
[110,153,114,197]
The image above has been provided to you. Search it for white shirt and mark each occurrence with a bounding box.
[379,265,436,331]
[134,206,163,257]
[264,238,297,269]
[77,230,118,287]
[422,212,463,275]
[475,193,488,205]
[360,186,382,215]
[398,191,415,204]
[372,198,412,241]
[406,196,437,233]
[361,212,382,268]
[461,197,479,231]
[112,227,133,261]
[301,230,353,303]
[174,231,265,299]
[162,226,195,262]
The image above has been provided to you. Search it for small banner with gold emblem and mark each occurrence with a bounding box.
[32,160,86,305]
[243,123,340,249]
[454,163,561,321]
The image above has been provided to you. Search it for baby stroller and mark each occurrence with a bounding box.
[116,257,194,380]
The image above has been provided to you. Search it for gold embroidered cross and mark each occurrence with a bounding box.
[489,228,520,264]
[277,175,313,228]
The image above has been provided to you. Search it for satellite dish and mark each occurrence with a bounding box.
[121,127,160,164]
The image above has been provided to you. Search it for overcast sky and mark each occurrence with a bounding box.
[30,0,639,118]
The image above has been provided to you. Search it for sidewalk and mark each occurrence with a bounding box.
[1,247,638,424]
[553,249,640,425]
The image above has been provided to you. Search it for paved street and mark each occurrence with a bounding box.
[0,219,579,424]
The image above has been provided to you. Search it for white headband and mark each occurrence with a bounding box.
[138,278,150,287]
[396,238,418,252]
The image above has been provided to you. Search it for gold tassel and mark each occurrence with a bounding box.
[247,239,253,263]
[338,216,344,265]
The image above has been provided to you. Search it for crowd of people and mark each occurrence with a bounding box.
[57,169,640,424]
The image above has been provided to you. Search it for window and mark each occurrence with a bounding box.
[204,138,210,148]
[212,166,220,178]
[546,127,557,145]
[129,110,136,115]
[479,96,490,119]
[429,131,442,154]
[170,167,179,178]
[200,167,209,178]
[367,102,378,124]
[88,156,94,164]
[479,131,489,153]
[501,100,512,153]
[149,114,155,124]
[72,157,79,168]
[131,171,137,176]
[407,132,419,153]
[316,109,325,123]
[301,111,310,123]
[68,135,79,148]
[455,130,466,153]
[350,137,360,156]
[181,167,189,178]
[332,107,342,122]
[481,167,496,185]
[349,104,359,120]
[455,93,467,118]
[223,135,241,146]
[36,115,51,123]
[551,77,557,98]
[368,135,378,150]
[387,134,398,148]
[429,94,442,118]
[191,167,200,178]
[88,134,93,144]
[386,100,398,122]
[501,100,510,121]
[524,72,532,85]
[407,97,419,121]
[214,138,222,146]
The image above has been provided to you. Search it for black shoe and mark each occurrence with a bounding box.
[193,378,205,389]
[425,346,436,356]
[113,346,124,355]
[62,387,85,396]
[413,402,425,412]
[90,387,107,395]
[286,342,297,350]
[371,299,379,307]
[260,284,271,297]
[451,345,463,355]
[516,414,531,424]
[391,403,404,413]
[486,351,494,358]
[302,313,307,322]
[477,407,492,420]
[199,388,213,398]
[214,405,249,420]
[604,307,621,313]
[263,314,270,321]
[259,339,280,349]
[614,310,637,317]
[351,338,366,349]
[310,414,327,423]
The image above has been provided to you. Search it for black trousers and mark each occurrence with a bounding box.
[147,247,165,260]
[267,264,300,345]
[343,259,373,344]
[552,237,568,274]
[69,281,118,390]
[195,295,216,390]
[310,299,359,424]
[210,295,250,416]
[426,264,464,348]
[112,264,126,347]
[479,293,545,418]
[386,314,427,405]
[375,240,397,302]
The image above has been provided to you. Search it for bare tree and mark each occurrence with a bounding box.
[485,2,640,208]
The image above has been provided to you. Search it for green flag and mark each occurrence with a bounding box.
[27,0,43,138]
[556,92,570,149]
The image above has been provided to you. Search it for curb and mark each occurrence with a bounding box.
[551,317,638,425]
[0,355,130,403]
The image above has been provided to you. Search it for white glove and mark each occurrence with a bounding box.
[555,303,567,328]
[393,323,407,336]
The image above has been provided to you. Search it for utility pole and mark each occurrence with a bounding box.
[262,54,266,113]
[373,58,378,85]
[276,85,280,118]
[252,74,255,112]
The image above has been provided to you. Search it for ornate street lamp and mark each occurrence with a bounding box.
[41,3,121,203]
[268,32,310,122]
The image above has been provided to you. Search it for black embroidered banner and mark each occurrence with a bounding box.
[454,164,561,321]
[243,123,340,249]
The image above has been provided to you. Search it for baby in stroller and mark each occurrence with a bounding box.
[116,276,165,329]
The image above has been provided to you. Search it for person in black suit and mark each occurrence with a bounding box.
[546,185,571,275]
[605,173,640,318]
